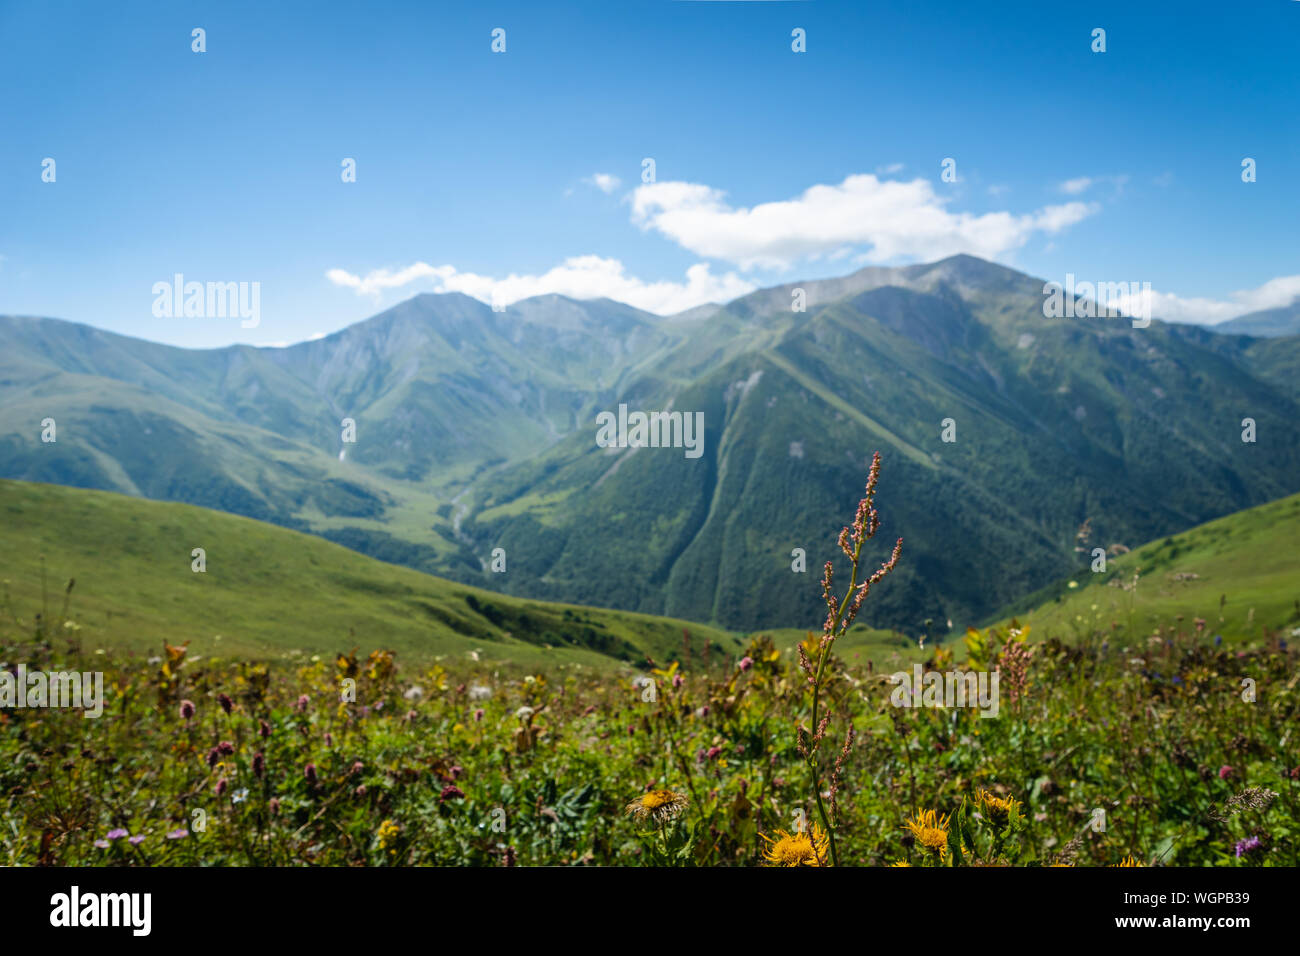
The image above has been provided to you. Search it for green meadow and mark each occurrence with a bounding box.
[999,491,1300,644]
[0,479,740,670]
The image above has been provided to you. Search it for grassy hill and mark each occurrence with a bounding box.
[996,491,1300,643]
[0,479,741,670]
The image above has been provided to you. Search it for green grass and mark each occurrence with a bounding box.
[0,479,741,670]
[997,491,1300,642]
[767,624,929,670]
[5,474,1298,681]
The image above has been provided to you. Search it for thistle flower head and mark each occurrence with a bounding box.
[1235,836,1262,857]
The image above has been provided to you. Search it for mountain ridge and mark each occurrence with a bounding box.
[3,254,1298,633]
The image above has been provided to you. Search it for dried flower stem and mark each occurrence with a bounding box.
[800,452,902,867]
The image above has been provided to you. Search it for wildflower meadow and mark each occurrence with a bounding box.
[2,454,1293,868]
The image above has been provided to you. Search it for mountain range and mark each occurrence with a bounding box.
[3,255,1298,635]
[1213,299,1300,337]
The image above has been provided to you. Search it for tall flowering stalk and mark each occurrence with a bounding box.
[797,452,902,866]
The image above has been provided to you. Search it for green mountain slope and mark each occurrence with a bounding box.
[466,257,1300,632]
[1175,323,1300,404]
[0,480,739,669]
[998,491,1300,641]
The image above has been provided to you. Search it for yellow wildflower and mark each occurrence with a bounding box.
[625,789,689,824]
[761,822,831,867]
[376,819,400,852]
[903,809,951,858]
[976,789,1021,824]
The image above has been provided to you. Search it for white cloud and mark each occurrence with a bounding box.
[325,262,445,294]
[876,162,904,175]
[629,173,1096,270]
[1102,274,1300,325]
[583,172,622,194]
[1059,174,1129,196]
[326,255,754,315]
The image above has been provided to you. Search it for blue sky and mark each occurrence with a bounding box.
[2,0,1297,348]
